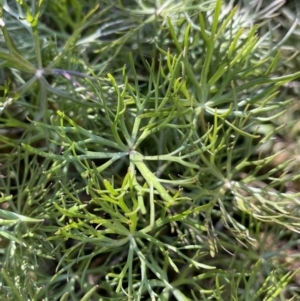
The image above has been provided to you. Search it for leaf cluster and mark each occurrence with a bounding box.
[1,0,300,300]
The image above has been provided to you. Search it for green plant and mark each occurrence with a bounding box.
[1,0,300,300]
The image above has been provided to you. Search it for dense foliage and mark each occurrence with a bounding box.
[1,0,300,300]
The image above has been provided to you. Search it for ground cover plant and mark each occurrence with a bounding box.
[1,0,300,300]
